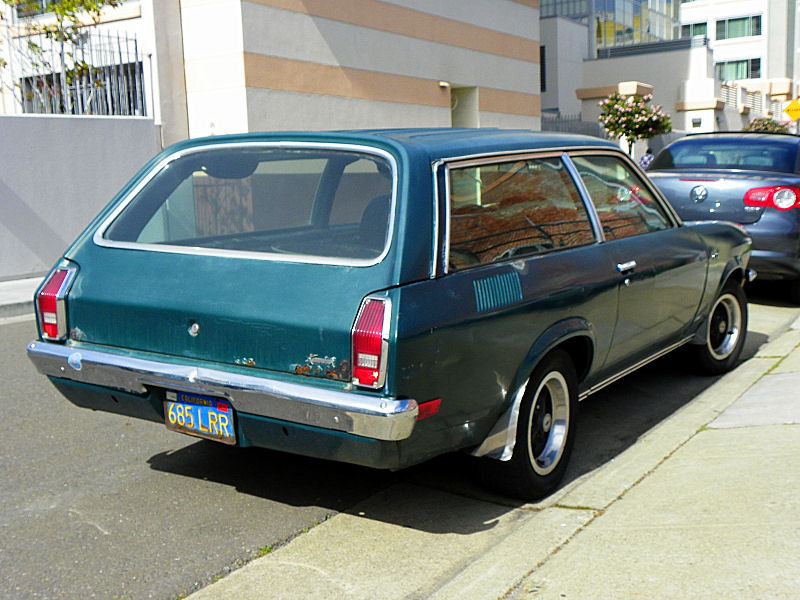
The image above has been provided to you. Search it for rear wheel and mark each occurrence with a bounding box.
[479,351,578,501]
[788,280,800,305]
[690,281,747,375]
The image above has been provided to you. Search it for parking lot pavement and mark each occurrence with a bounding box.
[188,313,800,600]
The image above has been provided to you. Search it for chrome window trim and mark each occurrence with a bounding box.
[93,142,399,268]
[437,149,603,275]
[565,148,683,229]
[430,159,444,278]
[561,152,605,242]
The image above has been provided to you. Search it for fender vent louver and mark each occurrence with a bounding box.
[473,272,523,313]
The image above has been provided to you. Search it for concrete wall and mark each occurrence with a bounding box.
[179,0,541,136]
[0,115,160,281]
[541,16,587,116]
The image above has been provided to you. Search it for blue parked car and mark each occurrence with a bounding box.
[647,132,800,302]
[27,129,753,499]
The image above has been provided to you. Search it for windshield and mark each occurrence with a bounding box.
[650,138,800,173]
[100,146,395,263]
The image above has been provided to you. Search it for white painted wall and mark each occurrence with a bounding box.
[0,115,159,280]
[541,17,587,116]
[180,0,248,138]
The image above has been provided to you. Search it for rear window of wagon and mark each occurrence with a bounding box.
[99,146,395,263]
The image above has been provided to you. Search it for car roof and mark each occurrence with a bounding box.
[673,132,800,144]
[168,128,619,162]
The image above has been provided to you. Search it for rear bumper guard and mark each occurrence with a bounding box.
[27,341,418,442]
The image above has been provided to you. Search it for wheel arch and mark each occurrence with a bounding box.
[471,318,594,461]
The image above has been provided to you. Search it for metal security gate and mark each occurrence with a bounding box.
[4,26,148,117]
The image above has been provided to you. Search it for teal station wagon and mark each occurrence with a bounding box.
[27,129,753,499]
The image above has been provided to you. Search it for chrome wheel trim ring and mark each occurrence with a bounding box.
[526,371,570,476]
[707,293,742,361]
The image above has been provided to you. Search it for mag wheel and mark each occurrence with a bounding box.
[692,281,747,375]
[479,351,578,501]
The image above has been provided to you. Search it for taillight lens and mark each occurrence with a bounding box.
[36,268,75,341]
[743,186,800,211]
[352,297,389,388]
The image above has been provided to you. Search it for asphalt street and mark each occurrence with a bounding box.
[1,283,797,599]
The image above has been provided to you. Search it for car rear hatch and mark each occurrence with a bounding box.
[647,170,783,225]
[50,141,403,383]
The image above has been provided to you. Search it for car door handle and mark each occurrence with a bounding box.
[616,261,637,273]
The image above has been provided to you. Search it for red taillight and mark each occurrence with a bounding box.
[743,186,800,211]
[352,297,389,388]
[37,268,75,341]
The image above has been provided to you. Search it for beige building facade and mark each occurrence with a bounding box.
[1,1,543,145]
[180,0,542,139]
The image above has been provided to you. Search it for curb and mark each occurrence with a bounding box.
[0,301,33,319]
[186,322,800,600]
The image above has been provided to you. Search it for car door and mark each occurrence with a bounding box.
[392,154,620,437]
[568,153,708,371]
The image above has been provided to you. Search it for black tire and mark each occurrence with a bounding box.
[479,351,578,501]
[788,280,800,305]
[690,281,748,375]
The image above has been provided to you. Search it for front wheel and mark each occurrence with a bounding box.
[478,351,578,500]
[690,281,748,375]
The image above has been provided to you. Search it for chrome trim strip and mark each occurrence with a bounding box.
[441,161,453,275]
[577,337,692,401]
[92,142,399,268]
[565,148,683,229]
[27,341,418,441]
[473,336,693,460]
[431,159,445,278]
[439,147,603,168]
[561,152,605,243]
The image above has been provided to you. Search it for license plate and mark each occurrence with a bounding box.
[164,391,236,445]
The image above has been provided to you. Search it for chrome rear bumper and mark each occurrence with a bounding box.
[27,341,417,441]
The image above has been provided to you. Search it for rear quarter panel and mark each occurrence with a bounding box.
[390,245,619,456]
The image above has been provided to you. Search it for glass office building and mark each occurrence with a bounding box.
[541,0,680,54]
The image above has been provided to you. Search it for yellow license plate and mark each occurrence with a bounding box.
[164,391,236,445]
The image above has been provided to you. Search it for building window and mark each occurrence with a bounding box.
[681,22,708,38]
[715,58,761,81]
[716,15,762,40]
[540,46,546,93]
[15,0,62,18]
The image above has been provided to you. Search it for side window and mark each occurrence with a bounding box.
[570,155,671,240]
[448,157,595,270]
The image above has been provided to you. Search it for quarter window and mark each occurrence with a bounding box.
[570,155,671,240]
[447,157,594,270]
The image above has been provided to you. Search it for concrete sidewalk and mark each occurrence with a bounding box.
[187,319,800,600]
[5,277,799,598]
[0,276,41,319]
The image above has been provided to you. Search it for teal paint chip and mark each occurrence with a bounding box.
[473,272,523,313]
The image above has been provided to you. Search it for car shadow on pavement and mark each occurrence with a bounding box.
[147,327,768,536]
